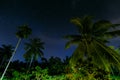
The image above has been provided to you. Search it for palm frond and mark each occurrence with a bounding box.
[70,17,82,28]
[93,20,112,33]
[105,30,120,37]
[82,16,93,34]
[91,41,111,71]
[94,40,120,70]
[69,43,85,68]
[65,39,81,49]
[38,49,44,57]
[111,24,120,28]
[63,35,81,40]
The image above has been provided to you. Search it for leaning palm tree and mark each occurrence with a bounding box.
[23,38,44,68]
[64,16,120,72]
[0,44,13,67]
[0,25,32,80]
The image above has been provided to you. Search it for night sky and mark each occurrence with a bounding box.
[0,0,120,61]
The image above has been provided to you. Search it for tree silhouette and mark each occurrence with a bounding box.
[0,45,13,67]
[48,56,64,75]
[23,38,44,68]
[0,25,32,80]
[65,16,120,72]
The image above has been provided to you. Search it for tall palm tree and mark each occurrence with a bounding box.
[23,38,44,68]
[0,25,32,80]
[64,16,120,72]
[0,45,13,67]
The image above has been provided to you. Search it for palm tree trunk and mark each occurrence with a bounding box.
[0,38,21,80]
[27,55,33,73]
[29,55,34,68]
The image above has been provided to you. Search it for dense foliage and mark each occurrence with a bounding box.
[0,56,116,80]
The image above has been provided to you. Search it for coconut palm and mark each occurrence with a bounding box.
[23,38,44,68]
[0,25,32,80]
[0,45,13,67]
[64,16,120,72]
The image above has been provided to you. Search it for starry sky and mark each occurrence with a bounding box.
[0,0,120,61]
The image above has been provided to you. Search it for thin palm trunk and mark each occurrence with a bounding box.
[0,38,21,80]
[29,55,34,68]
[27,55,34,73]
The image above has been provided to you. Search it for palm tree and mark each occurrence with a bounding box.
[23,38,44,68]
[64,16,120,72]
[0,25,32,80]
[0,45,13,67]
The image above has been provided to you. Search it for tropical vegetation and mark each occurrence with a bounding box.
[65,16,120,72]
[0,16,120,80]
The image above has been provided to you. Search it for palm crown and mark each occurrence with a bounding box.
[65,16,120,71]
[16,24,32,39]
[0,45,13,59]
[0,45,13,66]
[24,38,44,63]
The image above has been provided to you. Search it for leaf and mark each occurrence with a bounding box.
[105,30,120,37]
[65,39,80,49]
